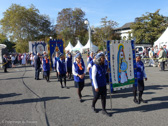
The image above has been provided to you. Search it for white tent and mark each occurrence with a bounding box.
[65,41,74,52]
[0,44,6,49]
[71,40,84,53]
[82,39,98,53]
[154,27,168,48]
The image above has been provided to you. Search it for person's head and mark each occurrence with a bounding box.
[136,55,141,62]
[163,45,166,49]
[43,51,46,55]
[68,53,71,57]
[151,48,154,51]
[56,52,59,57]
[3,54,7,58]
[75,53,82,63]
[37,53,40,56]
[44,54,48,59]
[59,53,64,60]
[95,52,105,65]
[90,51,93,57]
[66,50,69,54]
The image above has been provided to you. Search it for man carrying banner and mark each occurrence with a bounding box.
[133,55,147,104]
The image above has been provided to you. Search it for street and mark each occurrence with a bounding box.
[0,57,168,126]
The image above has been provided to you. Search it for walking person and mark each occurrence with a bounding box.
[87,54,96,97]
[42,54,50,82]
[11,54,16,67]
[133,55,147,104]
[158,47,167,71]
[21,53,26,66]
[66,52,72,80]
[87,51,94,65]
[3,54,8,73]
[54,52,60,81]
[72,53,86,102]
[91,52,110,116]
[57,54,68,88]
[148,48,156,67]
[34,53,41,80]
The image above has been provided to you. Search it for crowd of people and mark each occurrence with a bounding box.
[137,45,168,71]
[2,45,167,117]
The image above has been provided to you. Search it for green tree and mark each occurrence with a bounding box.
[0,33,15,52]
[131,9,168,45]
[56,8,87,46]
[92,16,119,50]
[0,4,52,53]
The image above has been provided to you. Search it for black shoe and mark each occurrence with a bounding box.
[138,99,141,104]
[36,78,41,80]
[133,98,139,104]
[140,99,147,103]
[61,85,64,88]
[102,110,110,117]
[65,86,69,89]
[80,99,84,103]
[91,107,97,113]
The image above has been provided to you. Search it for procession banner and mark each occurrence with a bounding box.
[29,41,47,55]
[107,40,137,91]
[48,39,64,69]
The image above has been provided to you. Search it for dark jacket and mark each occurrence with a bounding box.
[34,55,41,69]
[3,57,8,67]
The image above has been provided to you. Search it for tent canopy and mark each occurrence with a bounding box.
[71,40,84,53]
[82,39,98,53]
[0,44,7,49]
[65,41,74,52]
[154,27,168,48]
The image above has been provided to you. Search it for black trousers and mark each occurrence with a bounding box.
[44,71,50,81]
[92,86,107,110]
[160,61,165,70]
[90,79,96,97]
[59,74,66,86]
[3,66,7,72]
[133,80,145,99]
[75,81,84,99]
[35,68,40,79]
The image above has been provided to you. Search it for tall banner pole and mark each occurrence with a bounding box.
[107,40,113,110]
[131,40,138,88]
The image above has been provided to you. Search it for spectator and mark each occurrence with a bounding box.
[158,47,167,71]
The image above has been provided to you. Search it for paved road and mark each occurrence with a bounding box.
[0,57,168,126]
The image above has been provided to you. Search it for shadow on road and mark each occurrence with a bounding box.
[0,96,70,105]
[0,93,22,99]
[0,76,31,80]
[112,101,168,114]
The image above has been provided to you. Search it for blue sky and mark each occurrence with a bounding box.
[0,0,168,27]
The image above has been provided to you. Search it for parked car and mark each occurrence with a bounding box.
[135,46,144,57]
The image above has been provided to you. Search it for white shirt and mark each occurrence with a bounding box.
[11,56,15,61]
[92,65,98,89]
[87,63,92,70]
[57,59,67,73]
[72,61,86,76]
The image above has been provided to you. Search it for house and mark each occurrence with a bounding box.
[114,22,133,40]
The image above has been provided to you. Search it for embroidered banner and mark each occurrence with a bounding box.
[107,40,137,91]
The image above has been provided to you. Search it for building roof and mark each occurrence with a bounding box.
[114,22,134,31]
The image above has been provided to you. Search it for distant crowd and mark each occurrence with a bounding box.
[136,45,168,70]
